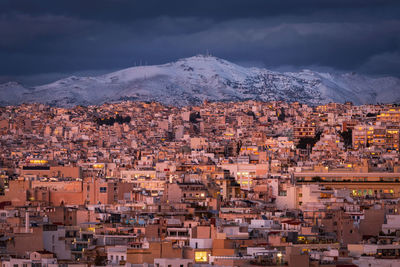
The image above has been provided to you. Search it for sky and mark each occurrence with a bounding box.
[1,0,400,85]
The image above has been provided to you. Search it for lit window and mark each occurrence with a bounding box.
[195,251,208,262]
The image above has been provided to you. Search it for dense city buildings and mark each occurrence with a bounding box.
[1,100,400,266]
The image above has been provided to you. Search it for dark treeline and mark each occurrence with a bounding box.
[297,131,322,150]
[96,114,131,126]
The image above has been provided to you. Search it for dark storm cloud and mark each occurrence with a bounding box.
[2,0,399,22]
[0,0,399,85]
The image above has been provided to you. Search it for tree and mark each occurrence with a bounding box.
[278,108,286,121]
[246,110,256,120]
[189,112,201,123]
[297,131,322,150]
[339,129,352,148]
[94,252,107,266]
[96,114,131,126]
[236,140,243,155]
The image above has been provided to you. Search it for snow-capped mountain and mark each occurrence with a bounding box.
[1,55,400,107]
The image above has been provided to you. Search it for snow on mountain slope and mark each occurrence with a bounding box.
[0,82,32,106]
[0,55,399,107]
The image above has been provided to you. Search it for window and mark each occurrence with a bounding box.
[279,191,287,196]
[195,251,208,262]
[121,256,124,261]
[100,187,107,193]
[111,255,113,261]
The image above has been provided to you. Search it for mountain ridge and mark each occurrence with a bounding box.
[1,55,400,107]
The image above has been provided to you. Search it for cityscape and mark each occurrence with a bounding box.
[1,101,400,266]
[1,1,400,267]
